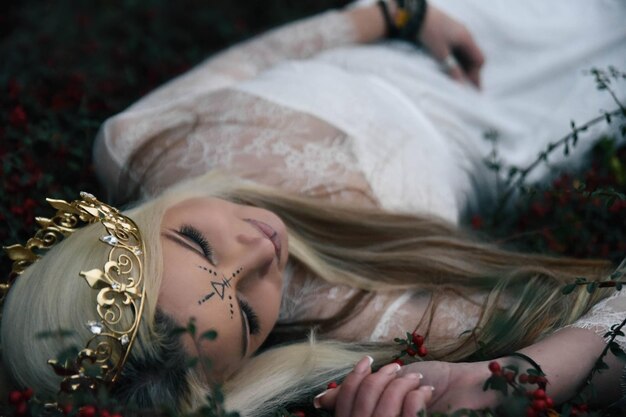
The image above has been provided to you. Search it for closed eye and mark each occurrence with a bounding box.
[178,224,217,264]
[238,298,261,335]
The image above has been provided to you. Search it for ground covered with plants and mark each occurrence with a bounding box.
[1,1,625,416]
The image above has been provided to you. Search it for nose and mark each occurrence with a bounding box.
[228,227,277,280]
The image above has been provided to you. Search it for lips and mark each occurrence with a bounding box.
[245,219,281,262]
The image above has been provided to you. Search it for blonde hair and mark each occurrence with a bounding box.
[1,171,613,416]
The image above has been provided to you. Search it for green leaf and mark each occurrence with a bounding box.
[200,329,218,341]
[609,342,626,360]
[562,284,577,294]
[586,282,599,294]
[187,318,197,337]
[186,357,199,369]
[170,326,188,336]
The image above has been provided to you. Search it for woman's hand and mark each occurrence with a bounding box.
[314,356,435,417]
[418,5,485,88]
[398,360,501,412]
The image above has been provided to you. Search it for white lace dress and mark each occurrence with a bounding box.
[93,0,626,355]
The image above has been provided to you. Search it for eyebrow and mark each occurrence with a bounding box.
[162,231,217,267]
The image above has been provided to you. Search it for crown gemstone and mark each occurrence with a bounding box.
[133,247,143,256]
[120,334,130,346]
[100,235,119,246]
[111,282,121,291]
[80,192,96,200]
[87,321,103,335]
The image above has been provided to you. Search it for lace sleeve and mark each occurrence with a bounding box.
[128,10,358,112]
[568,260,626,351]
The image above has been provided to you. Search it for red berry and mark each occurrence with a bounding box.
[62,404,73,415]
[327,381,338,389]
[527,375,538,384]
[525,407,538,417]
[21,388,33,401]
[79,405,97,417]
[532,400,546,411]
[546,397,554,408]
[570,409,579,416]
[536,376,548,385]
[488,361,501,374]
[406,347,417,356]
[392,359,404,366]
[15,402,28,416]
[417,345,428,357]
[412,333,425,346]
[100,410,111,417]
[9,390,24,405]
[519,373,529,383]
[292,411,306,417]
[578,404,588,412]
[533,389,546,400]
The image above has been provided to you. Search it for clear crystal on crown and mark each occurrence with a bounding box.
[111,282,121,291]
[100,235,119,246]
[120,334,130,346]
[80,191,96,200]
[87,321,103,335]
[133,247,143,256]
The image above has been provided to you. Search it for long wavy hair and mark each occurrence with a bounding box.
[1,171,614,416]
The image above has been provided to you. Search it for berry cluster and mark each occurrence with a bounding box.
[8,388,33,416]
[484,361,576,417]
[391,331,428,365]
[5,387,126,417]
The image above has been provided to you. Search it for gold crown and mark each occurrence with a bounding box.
[2,192,146,394]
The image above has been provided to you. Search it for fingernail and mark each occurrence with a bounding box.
[313,390,329,409]
[381,362,402,374]
[420,385,435,391]
[403,372,423,380]
[355,355,374,373]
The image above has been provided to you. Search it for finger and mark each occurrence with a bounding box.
[371,373,423,417]
[334,356,374,417]
[440,54,465,83]
[314,386,339,410]
[349,362,403,417]
[401,386,435,417]
[453,32,485,88]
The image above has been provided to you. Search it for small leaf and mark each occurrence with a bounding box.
[586,282,599,294]
[200,330,218,341]
[170,326,188,336]
[562,284,576,295]
[186,357,199,369]
[595,358,609,371]
[187,318,197,337]
[609,342,626,360]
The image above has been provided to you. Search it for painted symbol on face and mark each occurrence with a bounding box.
[229,295,234,319]
[198,292,215,305]
[211,276,232,300]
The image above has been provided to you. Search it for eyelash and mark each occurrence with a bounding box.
[179,224,215,262]
[239,298,261,335]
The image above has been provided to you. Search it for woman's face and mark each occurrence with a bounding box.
[158,197,288,381]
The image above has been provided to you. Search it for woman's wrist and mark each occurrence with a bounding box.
[345,2,392,43]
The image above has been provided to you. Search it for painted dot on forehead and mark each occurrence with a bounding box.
[197,265,214,275]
